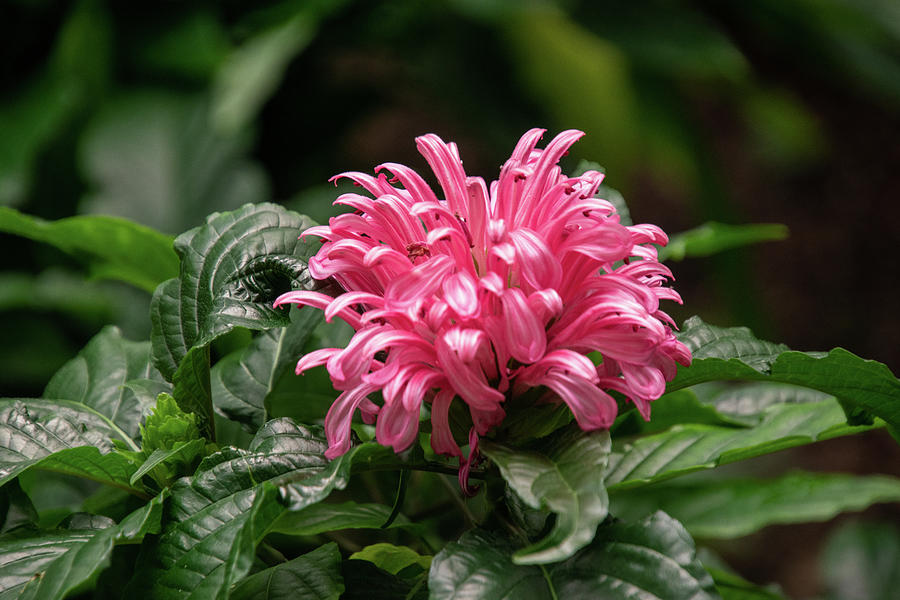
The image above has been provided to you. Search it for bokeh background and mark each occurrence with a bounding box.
[2,1,899,597]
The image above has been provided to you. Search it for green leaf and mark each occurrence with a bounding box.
[659,222,789,262]
[692,382,831,426]
[670,317,900,431]
[124,419,337,599]
[821,520,900,600]
[230,543,344,600]
[606,398,875,491]
[0,207,178,293]
[80,92,267,235]
[211,306,321,430]
[128,440,206,487]
[0,491,164,600]
[149,203,318,380]
[0,399,142,495]
[172,346,214,440]
[707,567,785,600]
[350,543,431,576]
[0,526,118,600]
[0,270,115,321]
[610,472,900,539]
[270,501,417,536]
[138,393,202,454]
[429,512,717,600]
[341,559,427,600]
[481,427,611,564]
[44,326,164,439]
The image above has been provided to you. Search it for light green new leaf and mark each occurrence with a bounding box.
[150,203,318,380]
[659,222,789,262]
[481,427,611,564]
[429,512,717,600]
[610,472,900,539]
[670,317,900,430]
[230,543,344,600]
[607,398,875,491]
[0,399,142,496]
[211,306,320,430]
[350,543,431,576]
[44,326,165,439]
[0,207,177,293]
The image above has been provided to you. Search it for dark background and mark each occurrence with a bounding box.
[2,1,899,597]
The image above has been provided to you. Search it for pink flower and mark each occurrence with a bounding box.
[275,129,690,477]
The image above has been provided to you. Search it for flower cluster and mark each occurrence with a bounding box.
[276,129,690,474]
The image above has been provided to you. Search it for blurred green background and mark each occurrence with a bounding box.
[2,0,899,596]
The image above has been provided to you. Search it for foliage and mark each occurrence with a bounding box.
[2,1,899,596]
[0,195,896,599]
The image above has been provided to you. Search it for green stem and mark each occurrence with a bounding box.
[540,564,559,600]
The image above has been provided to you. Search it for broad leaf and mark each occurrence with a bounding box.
[671,317,900,430]
[429,512,717,600]
[0,399,143,496]
[0,207,177,293]
[0,526,118,600]
[349,543,431,575]
[342,559,428,600]
[481,427,611,564]
[610,472,900,538]
[211,306,320,430]
[270,501,417,536]
[659,222,788,262]
[691,382,831,426]
[44,326,164,439]
[230,543,344,600]
[124,419,353,599]
[606,398,875,491]
[172,346,214,440]
[150,203,317,380]
[0,496,165,600]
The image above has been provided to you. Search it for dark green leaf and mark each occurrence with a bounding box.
[0,526,117,600]
[211,306,321,430]
[230,543,344,600]
[670,317,900,430]
[429,512,717,600]
[172,346,214,440]
[607,398,875,491]
[0,480,38,533]
[610,472,900,539]
[342,559,427,600]
[44,326,164,439]
[125,419,334,599]
[821,520,900,600]
[0,399,142,495]
[481,427,611,564]
[149,203,317,380]
[0,207,177,293]
[269,501,417,536]
[659,222,788,262]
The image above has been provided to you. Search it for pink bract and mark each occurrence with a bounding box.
[275,128,691,479]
